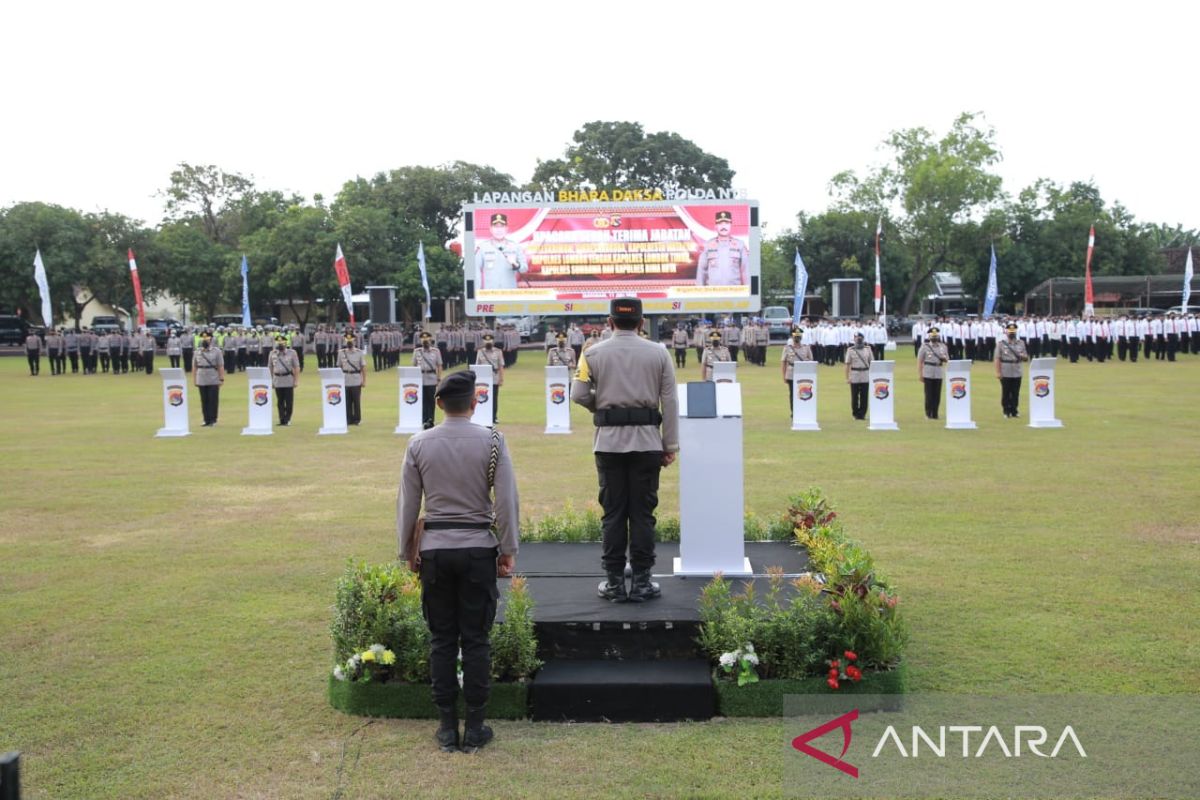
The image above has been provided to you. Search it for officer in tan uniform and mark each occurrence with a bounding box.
[571,298,679,603]
[397,370,519,753]
[780,327,813,415]
[546,332,576,369]
[671,323,689,368]
[695,210,750,286]
[916,326,950,419]
[45,328,65,375]
[995,322,1029,418]
[414,331,443,429]
[700,331,731,381]
[474,333,505,424]
[844,331,873,420]
[193,331,225,426]
[24,330,42,375]
[269,334,300,426]
[338,331,366,425]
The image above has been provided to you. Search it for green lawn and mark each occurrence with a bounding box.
[1,345,1198,799]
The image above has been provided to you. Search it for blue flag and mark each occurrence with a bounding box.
[983,245,998,318]
[792,248,809,326]
[417,242,431,319]
[240,254,251,327]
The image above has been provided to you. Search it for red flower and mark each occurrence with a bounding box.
[844,651,857,661]
[831,659,840,668]
[828,667,839,679]
[827,678,840,690]
[846,666,862,681]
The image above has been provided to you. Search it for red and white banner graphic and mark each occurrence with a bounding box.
[333,243,355,325]
[1083,225,1095,317]
[874,217,882,316]
[128,248,145,328]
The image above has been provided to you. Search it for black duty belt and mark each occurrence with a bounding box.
[198,365,218,370]
[422,520,493,531]
[850,367,868,371]
[593,407,663,427]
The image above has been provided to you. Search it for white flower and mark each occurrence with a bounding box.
[333,666,346,681]
[743,653,760,666]
[370,644,386,657]
[744,643,755,653]
[719,652,738,668]
[347,654,361,670]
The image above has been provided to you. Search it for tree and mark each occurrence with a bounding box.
[79,212,161,325]
[161,163,257,246]
[530,121,735,191]
[157,223,233,322]
[241,204,337,330]
[0,202,92,326]
[829,113,1004,316]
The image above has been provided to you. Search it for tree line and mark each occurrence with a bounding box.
[1,116,1194,327]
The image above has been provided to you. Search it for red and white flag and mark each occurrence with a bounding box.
[874,217,882,316]
[128,248,146,328]
[334,244,355,325]
[1083,226,1096,318]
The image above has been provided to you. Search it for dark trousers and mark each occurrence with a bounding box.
[595,451,662,573]
[143,352,154,374]
[169,355,181,368]
[850,382,868,419]
[1068,338,1080,363]
[729,345,739,362]
[49,351,63,374]
[923,378,942,419]
[182,350,193,372]
[293,347,304,372]
[491,386,500,423]
[1117,337,1127,361]
[1167,335,1179,361]
[1128,337,1139,362]
[420,546,498,708]
[223,351,235,372]
[276,387,294,425]
[68,352,79,373]
[787,382,794,415]
[674,347,687,368]
[1000,377,1022,417]
[27,352,40,375]
[345,385,362,424]
[1155,336,1165,359]
[199,385,220,424]
[237,348,247,371]
[131,351,143,372]
[422,386,436,429]
[372,346,383,371]
[100,352,110,372]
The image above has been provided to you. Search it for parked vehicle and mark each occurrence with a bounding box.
[762,306,793,339]
[0,315,31,345]
[90,315,123,334]
[145,318,181,346]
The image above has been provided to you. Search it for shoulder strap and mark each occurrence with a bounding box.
[488,428,500,491]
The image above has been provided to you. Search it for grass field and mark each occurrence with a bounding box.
[1,344,1198,799]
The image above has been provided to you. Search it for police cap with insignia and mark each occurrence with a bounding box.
[275,334,288,343]
[420,331,433,340]
[854,331,865,339]
[610,297,642,321]
[708,331,722,341]
[436,369,476,400]
[928,326,940,335]
[714,210,733,223]
[556,332,567,341]
[490,213,508,226]
[1005,323,1019,332]
[482,333,495,342]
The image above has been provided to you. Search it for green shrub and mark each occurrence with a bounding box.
[831,586,908,669]
[490,576,542,681]
[331,561,430,683]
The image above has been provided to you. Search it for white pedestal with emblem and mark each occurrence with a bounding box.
[241,367,273,436]
[317,367,348,435]
[868,360,899,431]
[395,366,423,435]
[944,360,977,430]
[673,381,752,577]
[544,365,571,434]
[155,367,191,438]
[1028,357,1064,428]
[470,364,494,428]
[790,361,820,431]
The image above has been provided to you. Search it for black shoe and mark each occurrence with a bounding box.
[461,706,493,752]
[598,571,627,602]
[435,705,459,752]
[628,570,661,603]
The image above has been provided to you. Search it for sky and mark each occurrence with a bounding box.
[3,0,1197,236]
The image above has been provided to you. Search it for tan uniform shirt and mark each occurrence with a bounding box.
[396,416,520,559]
[995,338,1028,378]
[338,347,366,387]
[413,346,443,386]
[547,346,576,368]
[570,329,679,454]
[269,347,300,388]
[193,346,224,386]
[781,342,813,381]
[701,345,731,380]
[917,341,949,379]
[845,344,873,383]
[25,334,41,353]
[475,346,504,385]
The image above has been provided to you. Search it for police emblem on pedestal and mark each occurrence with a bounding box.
[1033,376,1050,398]
[796,380,814,402]
[950,378,967,400]
[168,385,185,407]
[873,379,890,400]
[550,383,566,404]
[403,384,419,405]
[326,385,342,405]
[253,384,270,406]
[475,384,490,404]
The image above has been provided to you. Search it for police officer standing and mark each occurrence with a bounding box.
[780,327,812,416]
[46,328,65,375]
[269,334,300,426]
[844,331,873,421]
[414,331,443,429]
[193,331,225,426]
[546,332,576,369]
[338,331,366,426]
[917,326,950,419]
[474,333,505,424]
[671,323,689,368]
[995,322,1029,418]
[397,370,519,753]
[571,298,679,603]
[700,331,731,381]
[25,330,42,375]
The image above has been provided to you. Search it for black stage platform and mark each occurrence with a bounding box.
[496,541,810,721]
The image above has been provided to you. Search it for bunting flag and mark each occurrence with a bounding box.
[983,244,999,318]
[1083,225,1096,318]
[874,217,882,316]
[333,244,355,325]
[33,249,52,327]
[792,248,809,326]
[127,248,146,328]
[240,255,251,328]
[1184,247,1194,310]
[417,241,432,319]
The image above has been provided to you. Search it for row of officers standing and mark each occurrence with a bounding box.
[23,328,159,376]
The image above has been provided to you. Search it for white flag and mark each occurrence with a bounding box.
[417,241,431,319]
[1184,248,1194,310]
[33,249,52,327]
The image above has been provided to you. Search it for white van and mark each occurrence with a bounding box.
[762,306,793,339]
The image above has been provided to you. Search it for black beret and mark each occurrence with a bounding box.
[715,210,733,223]
[436,370,476,400]
[610,297,642,320]
[490,213,508,226]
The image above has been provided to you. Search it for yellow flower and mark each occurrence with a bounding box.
[361,650,376,663]
[381,650,396,666]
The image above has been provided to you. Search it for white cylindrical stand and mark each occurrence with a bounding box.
[790,361,820,431]
[1028,357,1064,428]
[242,367,273,436]
[868,360,899,431]
[470,364,494,428]
[944,359,977,430]
[544,365,571,434]
[318,368,348,435]
[155,368,191,438]
[395,366,423,435]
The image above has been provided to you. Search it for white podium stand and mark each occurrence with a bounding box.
[395,366,423,435]
[712,361,737,383]
[674,382,752,577]
[470,364,494,428]
[317,368,348,435]
[944,360,977,430]
[241,367,273,435]
[544,365,571,434]
[155,368,191,438]
[790,361,820,431]
[1028,357,1064,428]
[868,361,899,431]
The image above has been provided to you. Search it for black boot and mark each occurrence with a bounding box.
[435,704,459,752]
[461,705,494,752]
[628,570,661,602]
[597,571,627,602]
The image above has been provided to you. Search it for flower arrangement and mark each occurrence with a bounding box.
[719,643,761,687]
[825,650,863,691]
[333,643,398,683]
